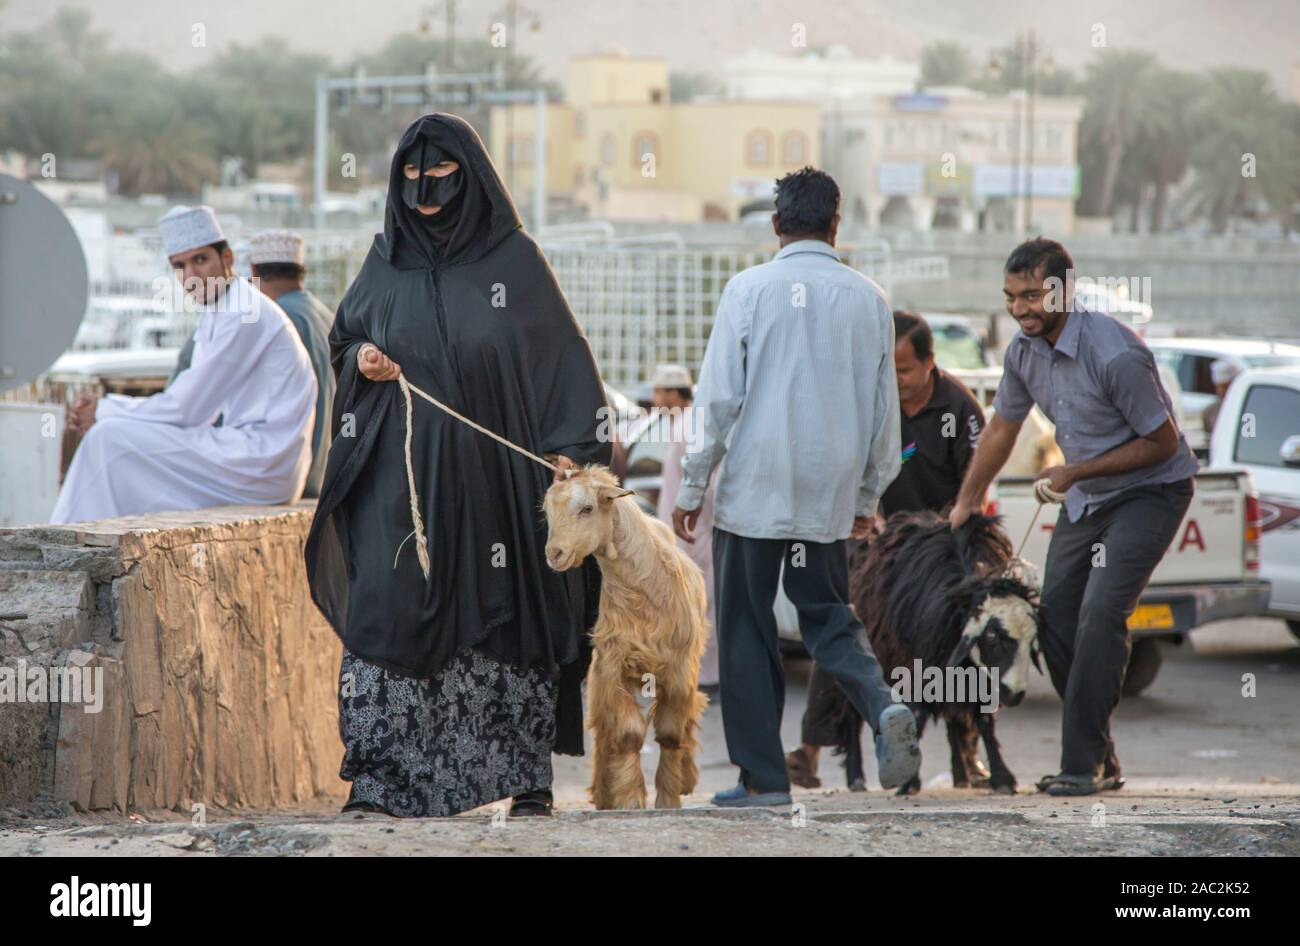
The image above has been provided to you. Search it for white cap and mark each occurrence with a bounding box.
[1210,359,1241,386]
[249,229,305,267]
[652,363,693,388]
[158,205,225,257]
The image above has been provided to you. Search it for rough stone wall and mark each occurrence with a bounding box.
[0,504,344,812]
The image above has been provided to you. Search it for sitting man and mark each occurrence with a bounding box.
[168,229,335,498]
[50,205,317,524]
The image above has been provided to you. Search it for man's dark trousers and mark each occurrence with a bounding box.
[1039,479,1194,777]
[713,527,897,793]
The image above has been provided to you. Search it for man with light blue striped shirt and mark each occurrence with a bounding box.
[673,167,921,806]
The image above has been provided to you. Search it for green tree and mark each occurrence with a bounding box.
[918,42,974,90]
[1126,69,1202,232]
[1185,69,1300,234]
[189,38,329,175]
[1076,50,1160,218]
[670,71,724,102]
[97,105,220,195]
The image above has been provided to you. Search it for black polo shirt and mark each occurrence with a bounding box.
[880,368,984,517]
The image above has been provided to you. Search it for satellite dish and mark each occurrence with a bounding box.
[0,173,90,393]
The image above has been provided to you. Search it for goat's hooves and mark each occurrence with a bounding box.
[894,777,921,796]
[991,781,1018,795]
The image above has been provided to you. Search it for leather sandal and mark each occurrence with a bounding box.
[1043,773,1123,796]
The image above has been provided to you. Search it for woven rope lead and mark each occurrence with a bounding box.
[395,375,561,578]
[1015,477,1068,559]
[399,378,431,580]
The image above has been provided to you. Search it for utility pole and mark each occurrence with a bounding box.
[1023,29,1037,233]
[496,0,538,196]
[445,0,457,71]
[419,3,458,70]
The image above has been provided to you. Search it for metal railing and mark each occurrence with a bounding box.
[64,231,950,392]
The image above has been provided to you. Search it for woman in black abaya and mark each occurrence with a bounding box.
[305,113,610,817]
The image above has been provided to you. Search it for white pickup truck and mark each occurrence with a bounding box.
[1206,366,1300,638]
[995,469,1272,694]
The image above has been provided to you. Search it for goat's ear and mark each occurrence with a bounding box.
[598,485,634,505]
[944,629,978,668]
[1029,637,1044,673]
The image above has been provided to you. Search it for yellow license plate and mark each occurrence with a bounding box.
[1127,603,1175,630]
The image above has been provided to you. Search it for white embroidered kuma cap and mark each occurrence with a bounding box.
[249,230,306,267]
[159,205,226,257]
[652,363,693,389]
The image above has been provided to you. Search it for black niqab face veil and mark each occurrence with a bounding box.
[383,113,521,268]
[400,140,464,216]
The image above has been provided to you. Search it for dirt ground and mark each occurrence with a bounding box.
[3,619,1298,856]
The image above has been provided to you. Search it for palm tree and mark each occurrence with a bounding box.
[1077,50,1160,219]
[919,42,974,90]
[1185,69,1300,234]
[97,106,219,196]
[1128,69,1202,232]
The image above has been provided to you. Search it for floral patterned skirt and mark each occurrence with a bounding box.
[338,647,557,817]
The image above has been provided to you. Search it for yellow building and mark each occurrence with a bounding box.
[489,52,820,222]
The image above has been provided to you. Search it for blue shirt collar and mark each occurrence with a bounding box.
[773,239,839,261]
[1027,301,1088,360]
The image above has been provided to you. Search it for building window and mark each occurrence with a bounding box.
[600,133,615,167]
[632,131,659,167]
[781,131,807,164]
[1046,125,1064,156]
[574,111,586,139]
[746,129,773,165]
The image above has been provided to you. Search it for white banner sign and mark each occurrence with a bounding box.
[877,163,924,196]
[974,164,1079,198]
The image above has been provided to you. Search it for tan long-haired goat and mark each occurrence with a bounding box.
[543,465,708,809]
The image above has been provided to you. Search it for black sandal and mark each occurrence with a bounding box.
[1040,773,1124,796]
[509,789,554,817]
[341,800,395,816]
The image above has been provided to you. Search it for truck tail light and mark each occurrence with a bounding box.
[1244,493,1262,572]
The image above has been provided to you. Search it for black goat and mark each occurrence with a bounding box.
[827,512,1042,794]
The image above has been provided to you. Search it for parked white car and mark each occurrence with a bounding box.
[1208,366,1300,640]
[1147,338,1300,453]
[996,468,1270,693]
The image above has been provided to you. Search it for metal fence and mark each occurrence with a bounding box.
[543,238,950,391]
[68,230,948,393]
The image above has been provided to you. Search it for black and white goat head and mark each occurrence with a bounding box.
[843,512,1044,796]
[943,573,1044,710]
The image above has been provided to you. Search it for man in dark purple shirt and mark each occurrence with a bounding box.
[951,238,1198,797]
